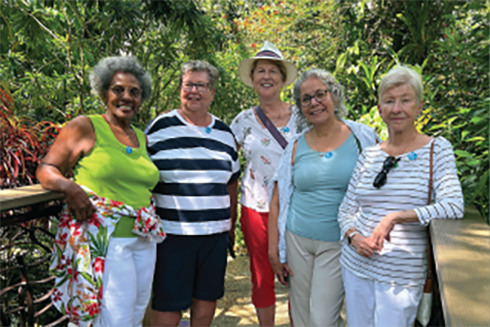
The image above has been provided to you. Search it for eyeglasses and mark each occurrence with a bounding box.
[110,86,141,98]
[373,156,401,189]
[300,89,329,107]
[182,83,210,93]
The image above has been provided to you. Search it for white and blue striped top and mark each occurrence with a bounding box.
[338,137,464,287]
[146,110,240,236]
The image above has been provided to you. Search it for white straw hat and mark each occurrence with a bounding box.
[238,41,298,87]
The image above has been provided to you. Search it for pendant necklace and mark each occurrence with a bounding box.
[317,124,340,159]
[103,114,135,154]
[124,128,136,153]
[387,134,419,163]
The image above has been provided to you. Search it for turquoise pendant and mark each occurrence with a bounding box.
[126,146,133,154]
[324,152,333,159]
[283,126,290,133]
[205,127,212,134]
[408,152,417,160]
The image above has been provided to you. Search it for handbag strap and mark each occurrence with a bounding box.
[255,106,288,149]
[425,138,436,289]
[427,139,435,205]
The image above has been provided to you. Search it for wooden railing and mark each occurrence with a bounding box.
[431,206,489,326]
[1,185,489,326]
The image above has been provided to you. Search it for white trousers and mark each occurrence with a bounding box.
[342,267,424,327]
[93,237,156,327]
[286,231,344,327]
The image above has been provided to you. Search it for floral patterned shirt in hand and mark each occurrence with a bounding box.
[230,106,300,212]
[50,186,165,326]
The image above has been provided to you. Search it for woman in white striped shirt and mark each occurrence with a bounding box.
[338,65,464,326]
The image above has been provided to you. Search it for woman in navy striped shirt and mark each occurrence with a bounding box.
[146,60,240,327]
[338,65,464,326]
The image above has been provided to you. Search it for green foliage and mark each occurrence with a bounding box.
[1,0,487,215]
[210,0,488,219]
[419,2,489,219]
[0,0,225,128]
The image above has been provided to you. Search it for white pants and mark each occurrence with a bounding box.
[286,231,344,327]
[342,267,424,327]
[93,237,156,327]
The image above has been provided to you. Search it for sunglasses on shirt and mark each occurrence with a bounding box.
[373,156,401,189]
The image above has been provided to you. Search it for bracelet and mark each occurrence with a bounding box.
[348,231,360,244]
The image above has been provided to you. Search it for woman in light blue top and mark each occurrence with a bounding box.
[286,132,360,242]
[268,69,379,326]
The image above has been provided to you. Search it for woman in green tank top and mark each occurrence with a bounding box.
[37,56,161,327]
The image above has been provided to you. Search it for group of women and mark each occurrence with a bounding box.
[38,41,464,327]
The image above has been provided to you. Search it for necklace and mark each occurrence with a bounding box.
[123,127,135,140]
[123,128,136,153]
[263,103,290,126]
[385,134,418,157]
[178,109,211,127]
[103,114,136,153]
[313,123,341,158]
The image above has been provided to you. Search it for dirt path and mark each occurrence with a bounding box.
[210,255,290,326]
[143,255,289,327]
[145,254,345,326]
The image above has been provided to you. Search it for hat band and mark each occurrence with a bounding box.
[255,50,281,59]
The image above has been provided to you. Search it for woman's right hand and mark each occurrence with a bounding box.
[269,253,293,286]
[63,181,95,221]
[350,233,378,258]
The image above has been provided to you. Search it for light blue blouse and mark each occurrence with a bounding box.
[286,133,359,242]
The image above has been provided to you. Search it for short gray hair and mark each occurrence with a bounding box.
[378,65,423,103]
[293,69,347,127]
[179,60,220,89]
[90,56,152,102]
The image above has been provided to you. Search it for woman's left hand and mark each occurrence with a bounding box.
[369,212,398,251]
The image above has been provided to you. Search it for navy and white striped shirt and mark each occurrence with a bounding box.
[338,137,464,287]
[146,110,240,235]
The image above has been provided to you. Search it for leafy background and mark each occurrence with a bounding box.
[1,1,488,324]
[1,0,488,215]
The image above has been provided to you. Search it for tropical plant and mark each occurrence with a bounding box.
[1,0,487,216]
[0,87,59,188]
[0,0,225,129]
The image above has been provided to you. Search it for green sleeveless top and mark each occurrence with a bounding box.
[73,115,159,237]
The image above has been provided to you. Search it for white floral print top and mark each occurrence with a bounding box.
[230,106,300,212]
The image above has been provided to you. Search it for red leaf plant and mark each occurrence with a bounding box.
[0,88,60,189]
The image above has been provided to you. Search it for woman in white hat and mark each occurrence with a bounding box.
[230,41,299,326]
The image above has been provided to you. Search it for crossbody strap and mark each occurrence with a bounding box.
[255,106,288,149]
[425,138,436,291]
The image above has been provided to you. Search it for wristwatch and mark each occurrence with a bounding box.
[347,231,360,244]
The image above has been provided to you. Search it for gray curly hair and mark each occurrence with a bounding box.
[179,60,220,89]
[89,56,152,102]
[293,69,347,129]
